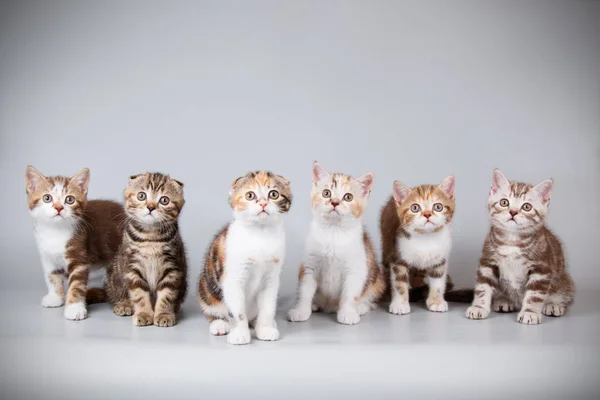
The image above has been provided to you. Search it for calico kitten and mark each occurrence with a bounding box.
[379,176,456,315]
[288,162,385,325]
[25,166,123,320]
[466,169,574,324]
[198,171,292,345]
[106,173,188,327]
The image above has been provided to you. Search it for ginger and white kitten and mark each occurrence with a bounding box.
[198,171,292,345]
[466,169,574,325]
[379,176,456,315]
[288,162,385,325]
[25,166,123,320]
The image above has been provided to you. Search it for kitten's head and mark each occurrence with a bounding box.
[310,161,374,222]
[229,171,292,224]
[124,172,185,225]
[488,169,552,232]
[392,176,455,234]
[25,166,90,223]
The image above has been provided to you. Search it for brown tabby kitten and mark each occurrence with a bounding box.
[26,166,124,320]
[107,172,188,327]
[466,169,574,324]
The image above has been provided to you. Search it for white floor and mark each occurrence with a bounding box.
[1,290,599,400]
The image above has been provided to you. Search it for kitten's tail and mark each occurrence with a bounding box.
[86,288,107,304]
[444,289,474,303]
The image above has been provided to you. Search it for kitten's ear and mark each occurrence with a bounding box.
[312,161,330,184]
[70,168,90,194]
[491,169,510,195]
[438,175,455,198]
[229,176,244,197]
[276,174,290,186]
[173,179,184,188]
[531,179,553,204]
[356,172,374,196]
[25,166,46,194]
[392,181,411,204]
[129,174,143,181]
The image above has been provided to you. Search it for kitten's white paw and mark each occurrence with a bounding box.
[389,301,411,315]
[255,325,280,341]
[493,300,515,313]
[337,307,360,325]
[209,319,230,336]
[518,310,542,325]
[543,304,565,317]
[64,303,88,321]
[227,327,251,345]
[42,293,64,308]
[466,306,489,320]
[427,299,449,313]
[288,307,311,322]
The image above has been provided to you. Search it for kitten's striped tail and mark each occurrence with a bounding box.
[444,289,474,303]
[86,288,107,304]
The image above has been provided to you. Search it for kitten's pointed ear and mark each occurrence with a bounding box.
[356,172,374,196]
[392,181,411,204]
[25,166,46,194]
[491,169,510,195]
[438,175,455,198]
[312,161,330,184]
[70,168,90,194]
[532,179,553,204]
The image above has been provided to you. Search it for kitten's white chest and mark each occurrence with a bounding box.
[398,228,451,269]
[497,245,528,293]
[34,223,75,268]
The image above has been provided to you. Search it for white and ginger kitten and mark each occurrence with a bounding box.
[198,171,292,345]
[288,162,385,325]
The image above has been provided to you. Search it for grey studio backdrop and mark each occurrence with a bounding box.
[0,1,599,400]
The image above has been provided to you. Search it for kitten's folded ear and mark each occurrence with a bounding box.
[491,169,510,195]
[356,172,374,196]
[312,161,330,184]
[393,181,411,204]
[173,179,184,187]
[438,175,455,198]
[229,176,245,197]
[532,179,553,204]
[25,166,46,194]
[70,168,90,194]
[276,174,290,185]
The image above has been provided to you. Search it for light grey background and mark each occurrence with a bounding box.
[1,1,599,399]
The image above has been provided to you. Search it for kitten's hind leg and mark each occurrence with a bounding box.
[113,300,133,316]
[542,293,569,317]
[493,294,516,313]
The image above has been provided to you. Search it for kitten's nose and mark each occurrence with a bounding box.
[147,206,155,213]
[55,206,63,214]
[331,200,340,208]
[259,203,267,209]
[509,210,518,217]
[423,212,432,219]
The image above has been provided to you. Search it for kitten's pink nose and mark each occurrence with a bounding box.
[331,200,340,208]
[55,206,63,214]
[147,205,156,213]
[259,203,267,209]
[423,212,432,219]
[509,210,518,217]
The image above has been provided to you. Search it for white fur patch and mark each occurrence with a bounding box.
[64,302,88,321]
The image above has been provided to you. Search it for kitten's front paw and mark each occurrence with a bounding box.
[112,303,133,316]
[466,306,490,320]
[42,293,64,308]
[255,325,280,341]
[389,301,411,315]
[133,312,153,327]
[209,319,230,336]
[154,313,176,327]
[518,310,542,325]
[288,307,311,322]
[64,303,87,320]
[227,327,251,345]
[493,300,515,313]
[427,299,449,313]
[337,307,360,325]
[543,304,566,317]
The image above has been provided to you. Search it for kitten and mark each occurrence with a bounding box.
[106,172,188,327]
[25,166,123,320]
[466,169,574,324]
[379,175,456,315]
[198,171,292,345]
[288,162,384,325]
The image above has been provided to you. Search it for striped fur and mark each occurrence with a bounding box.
[107,173,188,327]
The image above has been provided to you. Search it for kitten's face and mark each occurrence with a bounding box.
[311,162,374,222]
[229,171,292,224]
[125,173,185,225]
[392,176,455,234]
[488,169,552,232]
[25,166,90,224]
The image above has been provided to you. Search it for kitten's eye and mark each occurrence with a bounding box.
[433,203,443,212]
[343,193,353,202]
[322,189,331,198]
[268,190,279,200]
[42,194,52,203]
[65,196,75,205]
[245,192,256,201]
[522,203,532,212]
[499,199,509,207]
[410,204,421,213]
[159,196,170,206]
[137,192,147,201]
